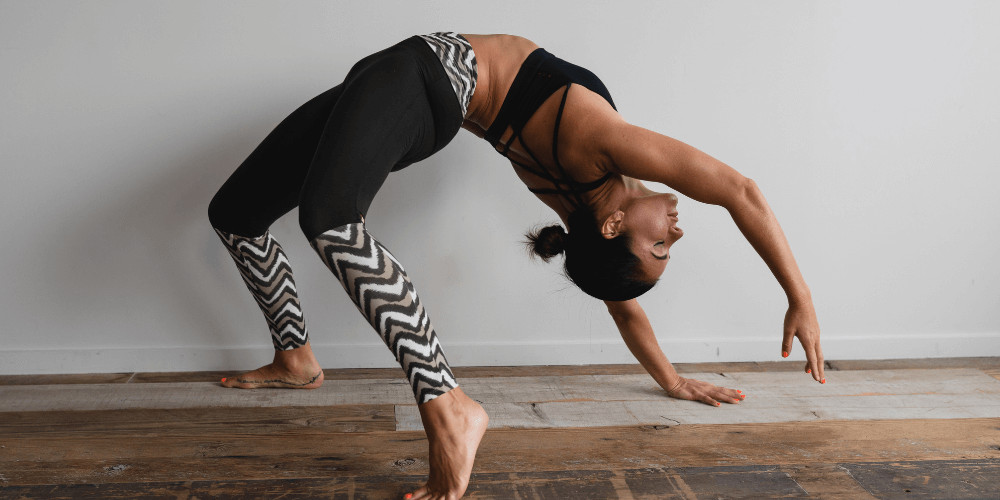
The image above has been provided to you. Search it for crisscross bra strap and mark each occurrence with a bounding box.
[484,49,617,207]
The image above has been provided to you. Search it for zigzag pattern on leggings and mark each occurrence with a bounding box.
[214,228,309,350]
[418,32,478,117]
[310,223,458,404]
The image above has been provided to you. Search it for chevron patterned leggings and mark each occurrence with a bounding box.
[214,228,309,350]
[311,223,458,404]
[207,35,465,404]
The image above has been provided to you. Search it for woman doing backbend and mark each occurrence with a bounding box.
[207,32,824,500]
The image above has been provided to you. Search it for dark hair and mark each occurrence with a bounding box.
[525,205,658,301]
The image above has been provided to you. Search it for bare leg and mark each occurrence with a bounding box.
[406,387,489,500]
[220,340,324,389]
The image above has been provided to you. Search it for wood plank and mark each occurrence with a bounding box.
[0,475,417,500]
[6,357,995,386]
[840,459,1000,499]
[781,464,878,499]
[38,363,744,386]
[396,392,1000,431]
[132,367,413,383]
[0,372,132,386]
[1,418,996,486]
[828,356,1000,371]
[0,379,416,412]
[5,368,997,412]
[5,369,998,432]
[625,465,808,499]
[399,368,1000,429]
[0,404,396,437]
[0,472,621,500]
[4,460,993,500]
[0,468,792,500]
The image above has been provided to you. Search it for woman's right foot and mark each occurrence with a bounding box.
[406,387,489,499]
[220,342,324,389]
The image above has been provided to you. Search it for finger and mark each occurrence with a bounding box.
[717,389,743,404]
[721,387,744,402]
[796,330,818,381]
[805,340,825,383]
[805,343,821,382]
[816,342,826,383]
[782,328,794,358]
[701,395,721,407]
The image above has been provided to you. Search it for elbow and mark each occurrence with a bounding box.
[741,176,762,200]
[726,176,764,211]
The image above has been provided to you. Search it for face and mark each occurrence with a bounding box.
[620,193,684,279]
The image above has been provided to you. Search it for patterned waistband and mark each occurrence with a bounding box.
[417,32,478,118]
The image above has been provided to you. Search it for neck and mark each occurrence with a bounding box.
[582,176,643,225]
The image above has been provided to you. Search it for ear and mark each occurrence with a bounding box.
[601,210,625,239]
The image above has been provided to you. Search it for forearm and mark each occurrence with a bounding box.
[727,179,811,306]
[607,302,681,391]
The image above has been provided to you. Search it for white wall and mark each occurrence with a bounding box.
[2,1,998,375]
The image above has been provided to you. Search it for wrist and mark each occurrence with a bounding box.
[662,375,685,394]
[786,286,812,307]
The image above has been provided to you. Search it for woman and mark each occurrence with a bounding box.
[207,32,824,500]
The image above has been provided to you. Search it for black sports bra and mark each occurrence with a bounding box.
[484,48,617,207]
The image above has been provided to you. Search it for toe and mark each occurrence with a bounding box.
[407,485,429,499]
[231,379,258,389]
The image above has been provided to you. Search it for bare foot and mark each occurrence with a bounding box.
[220,342,324,389]
[405,387,489,500]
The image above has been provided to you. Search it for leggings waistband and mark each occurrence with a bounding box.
[417,32,478,118]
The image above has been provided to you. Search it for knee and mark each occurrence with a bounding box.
[298,192,362,242]
[208,187,270,237]
[207,189,231,230]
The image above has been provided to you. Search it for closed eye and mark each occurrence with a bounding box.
[651,241,668,260]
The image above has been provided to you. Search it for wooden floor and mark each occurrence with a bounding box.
[1,358,998,499]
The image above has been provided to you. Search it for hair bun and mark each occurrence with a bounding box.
[525,224,568,262]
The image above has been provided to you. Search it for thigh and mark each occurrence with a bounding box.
[209,83,345,236]
[298,55,434,238]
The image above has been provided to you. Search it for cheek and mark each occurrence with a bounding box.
[654,215,672,238]
[640,258,669,281]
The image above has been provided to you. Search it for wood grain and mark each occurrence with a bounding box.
[8,369,996,431]
[5,357,996,386]
[0,372,133,386]
[0,404,396,437]
[2,418,997,486]
[3,361,998,498]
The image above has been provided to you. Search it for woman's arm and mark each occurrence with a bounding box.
[606,299,743,406]
[600,120,825,382]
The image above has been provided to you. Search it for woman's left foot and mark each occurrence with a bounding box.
[220,342,324,389]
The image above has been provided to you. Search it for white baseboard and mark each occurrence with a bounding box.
[1,332,997,375]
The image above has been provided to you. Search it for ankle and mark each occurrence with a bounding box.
[420,388,476,420]
[272,343,320,370]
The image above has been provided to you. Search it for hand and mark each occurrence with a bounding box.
[665,377,745,407]
[782,301,825,383]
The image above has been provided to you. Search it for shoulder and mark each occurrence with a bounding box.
[561,87,633,170]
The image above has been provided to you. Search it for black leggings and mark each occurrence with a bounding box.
[207,36,464,240]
